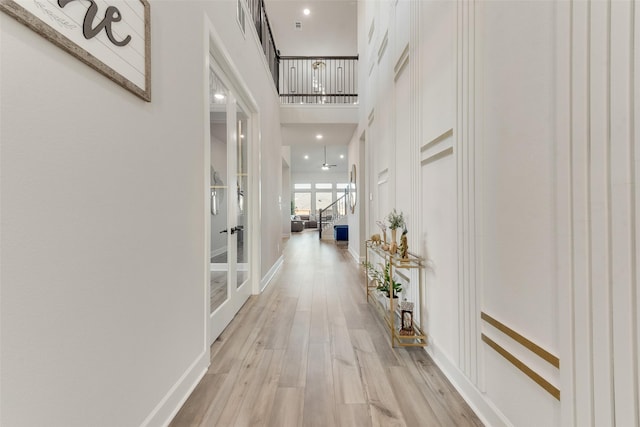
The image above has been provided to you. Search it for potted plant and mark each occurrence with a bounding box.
[381,261,403,298]
[386,209,405,244]
[363,261,402,298]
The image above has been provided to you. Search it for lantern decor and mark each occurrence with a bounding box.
[399,300,414,335]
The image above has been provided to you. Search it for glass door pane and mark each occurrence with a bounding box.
[236,105,249,289]
[210,71,229,314]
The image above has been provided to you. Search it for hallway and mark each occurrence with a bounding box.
[170,232,483,426]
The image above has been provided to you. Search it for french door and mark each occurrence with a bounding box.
[208,61,251,344]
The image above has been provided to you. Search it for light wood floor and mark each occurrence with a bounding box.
[170,232,484,427]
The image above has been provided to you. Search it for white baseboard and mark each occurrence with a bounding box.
[348,246,363,264]
[425,343,512,427]
[141,350,209,427]
[260,255,284,292]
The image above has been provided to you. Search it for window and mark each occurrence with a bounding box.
[336,183,349,190]
[315,183,332,189]
[294,192,311,216]
[316,192,333,211]
[294,183,311,190]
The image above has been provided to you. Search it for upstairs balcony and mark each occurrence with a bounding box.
[279,56,358,105]
[243,0,358,105]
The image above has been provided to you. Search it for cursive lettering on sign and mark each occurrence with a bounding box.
[57,0,131,46]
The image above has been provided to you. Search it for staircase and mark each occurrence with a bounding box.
[318,192,348,240]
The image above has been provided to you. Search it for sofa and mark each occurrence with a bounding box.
[292,215,317,229]
[291,220,304,232]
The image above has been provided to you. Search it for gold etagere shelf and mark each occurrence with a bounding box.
[364,240,427,348]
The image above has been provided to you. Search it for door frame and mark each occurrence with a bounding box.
[203,15,261,348]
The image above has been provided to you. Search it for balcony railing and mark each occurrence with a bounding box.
[246,0,280,89]
[279,56,359,104]
[245,1,358,103]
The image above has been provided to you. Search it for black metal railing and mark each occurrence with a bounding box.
[319,192,348,239]
[279,56,358,104]
[246,0,280,89]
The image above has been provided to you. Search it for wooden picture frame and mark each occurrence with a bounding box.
[0,0,151,101]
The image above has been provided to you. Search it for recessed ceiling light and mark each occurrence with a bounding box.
[214,93,225,100]
[316,134,323,140]
[340,154,344,159]
[304,155,309,159]
[303,8,310,15]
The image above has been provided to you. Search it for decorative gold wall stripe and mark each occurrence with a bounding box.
[393,54,410,82]
[420,147,453,166]
[394,44,410,74]
[368,19,375,44]
[377,30,389,63]
[481,334,560,400]
[481,312,560,368]
[421,128,454,153]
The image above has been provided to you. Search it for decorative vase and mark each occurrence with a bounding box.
[391,228,397,245]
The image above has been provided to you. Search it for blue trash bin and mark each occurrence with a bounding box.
[334,225,349,241]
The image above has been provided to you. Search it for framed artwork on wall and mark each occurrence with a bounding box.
[0,0,151,101]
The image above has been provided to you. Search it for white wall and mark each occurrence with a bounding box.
[282,146,291,237]
[0,1,283,425]
[358,0,639,426]
[292,171,349,185]
[347,132,365,262]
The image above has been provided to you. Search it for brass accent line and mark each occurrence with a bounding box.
[481,334,560,401]
[481,312,560,368]
[421,128,454,153]
[421,147,454,166]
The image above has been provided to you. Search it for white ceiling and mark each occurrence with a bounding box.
[290,144,350,173]
[264,0,357,57]
[284,123,356,172]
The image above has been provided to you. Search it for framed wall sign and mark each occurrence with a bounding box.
[0,0,151,101]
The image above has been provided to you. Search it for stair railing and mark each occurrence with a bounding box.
[318,191,348,239]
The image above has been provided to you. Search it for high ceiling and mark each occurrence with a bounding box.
[264,0,358,174]
[264,0,357,57]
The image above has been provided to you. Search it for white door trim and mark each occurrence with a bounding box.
[203,13,261,347]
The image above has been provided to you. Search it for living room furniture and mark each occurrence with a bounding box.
[291,220,304,232]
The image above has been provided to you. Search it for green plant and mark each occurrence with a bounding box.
[386,208,405,230]
[363,261,402,297]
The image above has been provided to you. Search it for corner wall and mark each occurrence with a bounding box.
[0,2,283,425]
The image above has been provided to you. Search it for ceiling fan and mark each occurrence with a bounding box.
[321,146,337,170]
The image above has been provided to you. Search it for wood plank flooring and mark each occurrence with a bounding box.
[170,231,484,427]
